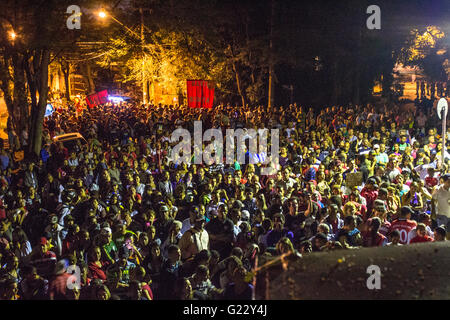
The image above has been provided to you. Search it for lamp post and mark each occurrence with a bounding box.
[98,9,146,104]
[437,98,448,169]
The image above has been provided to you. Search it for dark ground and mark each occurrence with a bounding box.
[258,242,450,300]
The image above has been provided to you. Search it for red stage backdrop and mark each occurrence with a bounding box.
[187,80,214,108]
[86,90,108,108]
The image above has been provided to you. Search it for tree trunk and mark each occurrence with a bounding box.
[232,59,246,107]
[82,62,95,94]
[29,49,50,156]
[11,53,29,140]
[64,69,71,102]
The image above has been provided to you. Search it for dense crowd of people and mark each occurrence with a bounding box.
[0,100,449,300]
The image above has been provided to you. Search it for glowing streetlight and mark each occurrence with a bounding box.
[9,31,16,40]
[97,8,146,104]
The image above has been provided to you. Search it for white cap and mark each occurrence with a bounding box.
[241,210,250,221]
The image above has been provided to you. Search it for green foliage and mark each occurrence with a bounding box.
[398,26,448,81]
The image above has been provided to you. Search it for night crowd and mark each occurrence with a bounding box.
[0,100,449,300]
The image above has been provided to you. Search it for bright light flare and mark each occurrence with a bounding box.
[9,31,16,40]
[108,96,124,103]
[98,10,107,18]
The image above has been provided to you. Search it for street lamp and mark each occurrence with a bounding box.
[97,8,147,105]
[9,31,16,41]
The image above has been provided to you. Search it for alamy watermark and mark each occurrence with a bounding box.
[66,5,81,30]
[170,121,279,175]
[66,265,81,290]
[366,264,381,290]
[366,5,381,30]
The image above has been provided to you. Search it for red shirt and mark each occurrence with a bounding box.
[362,231,387,247]
[142,283,153,300]
[88,262,107,281]
[390,219,418,244]
[410,234,434,244]
[49,273,71,300]
[360,188,378,212]
[425,176,438,188]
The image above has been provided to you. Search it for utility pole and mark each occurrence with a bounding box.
[140,7,146,105]
[437,98,448,169]
[268,0,275,109]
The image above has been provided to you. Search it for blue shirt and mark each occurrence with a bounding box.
[0,155,9,170]
[40,149,50,163]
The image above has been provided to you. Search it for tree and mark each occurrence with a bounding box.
[399,26,448,82]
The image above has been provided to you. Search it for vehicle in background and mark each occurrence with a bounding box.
[52,132,87,151]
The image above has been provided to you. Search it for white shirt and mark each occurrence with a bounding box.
[180,218,193,235]
[432,185,450,218]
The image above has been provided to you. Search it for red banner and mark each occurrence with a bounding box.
[86,90,108,108]
[187,80,214,108]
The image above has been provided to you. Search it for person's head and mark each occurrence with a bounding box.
[400,206,414,219]
[193,210,206,230]
[343,215,356,230]
[194,249,211,266]
[95,285,111,300]
[194,264,210,282]
[88,247,102,262]
[415,223,427,237]
[276,237,295,255]
[38,237,48,254]
[368,217,382,234]
[217,204,228,221]
[231,246,244,260]
[142,218,155,236]
[442,174,450,189]
[5,254,19,271]
[288,197,299,215]
[149,241,161,259]
[328,203,340,218]
[317,223,330,235]
[314,232,328,249]
[373,200,387,219]
[226,255,242,276]
[389,229,401,244]
[272,213,285,231]
[434,226,446,241]
[170,220,182,235]
[168,244,181,264]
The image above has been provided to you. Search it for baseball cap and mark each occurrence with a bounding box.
[373,199,387,212]
[39,237,48,246]
[241,210,250,221]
